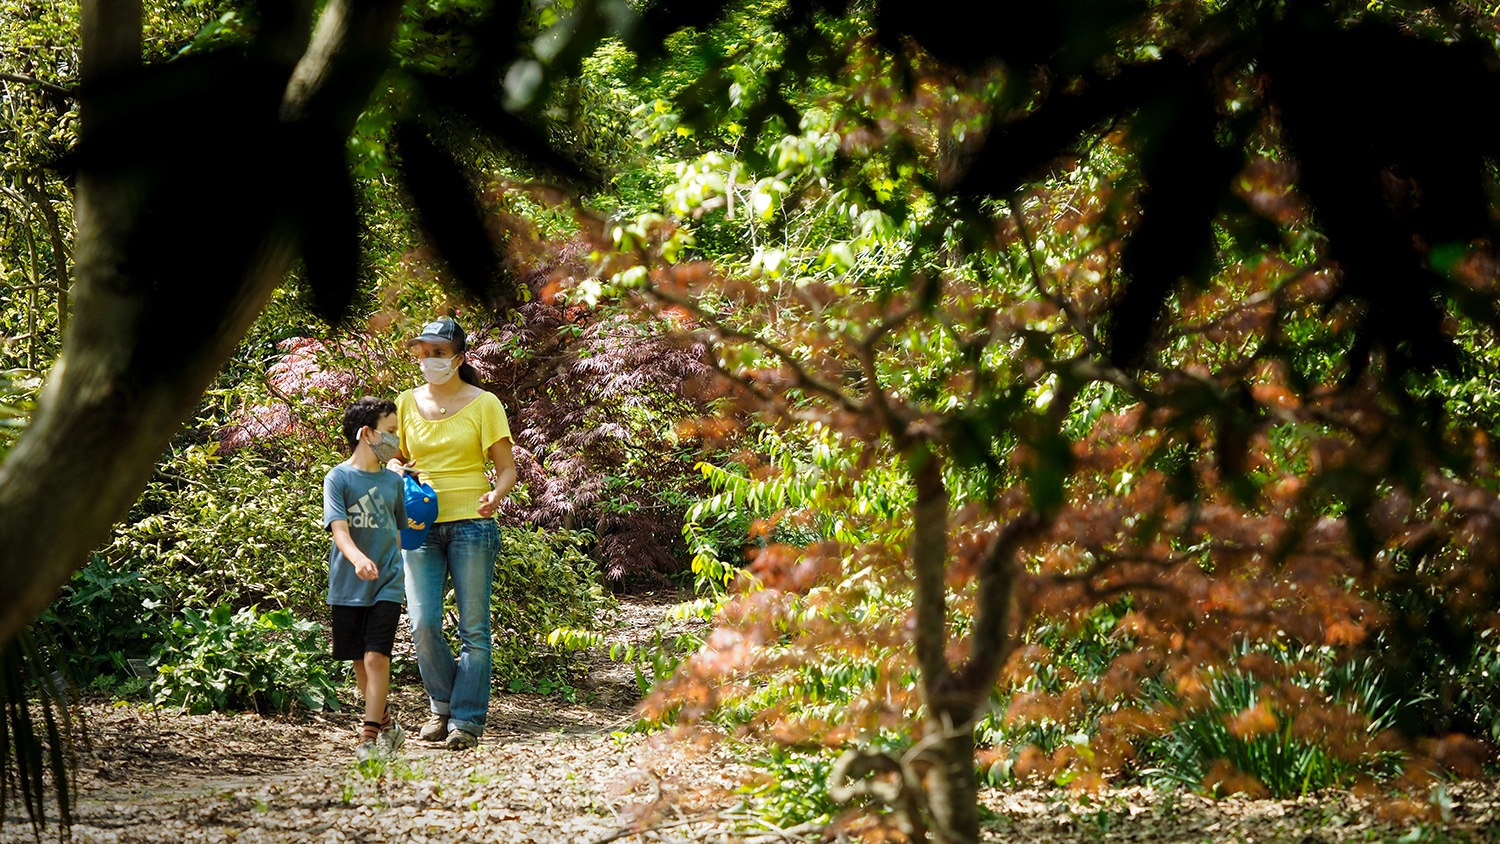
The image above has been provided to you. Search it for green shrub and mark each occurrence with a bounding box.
[37,554,165,682]
[977,605,1409,797]
[107,443,331,617]
[1377,623,1500,745]
[488,527,613,689]
[976,600,1134,760]
[749,745,842,825]
[151,604,343,715]
[1453,629,1500,743]
[612,598,714,696]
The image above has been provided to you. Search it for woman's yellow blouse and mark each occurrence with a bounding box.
[396,389,512,523]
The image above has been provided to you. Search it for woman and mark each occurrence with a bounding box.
[390,317,517,750]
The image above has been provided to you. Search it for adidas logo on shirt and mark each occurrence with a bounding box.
[347,487,394,530]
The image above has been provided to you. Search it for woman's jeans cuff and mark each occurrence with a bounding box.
[448,717,484,737]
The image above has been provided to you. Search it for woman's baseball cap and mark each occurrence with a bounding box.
[407,317,466,350]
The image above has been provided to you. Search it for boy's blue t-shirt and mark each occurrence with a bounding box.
[323,462,406,607]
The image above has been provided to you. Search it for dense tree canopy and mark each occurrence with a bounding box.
[7,1,1500,841]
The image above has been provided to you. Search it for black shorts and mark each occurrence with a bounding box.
[330,601,402,660]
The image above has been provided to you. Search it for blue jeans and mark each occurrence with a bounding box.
[403,518,499,737]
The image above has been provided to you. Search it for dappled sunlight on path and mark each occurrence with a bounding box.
[10,695,1498,843]
[2,690,745,844]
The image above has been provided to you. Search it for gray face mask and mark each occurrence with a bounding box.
[370,431,401,464]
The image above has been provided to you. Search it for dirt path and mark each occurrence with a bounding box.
[29,690,741,844]
[4,593,1499,843]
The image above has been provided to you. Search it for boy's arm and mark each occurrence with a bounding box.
[330,520,379,580]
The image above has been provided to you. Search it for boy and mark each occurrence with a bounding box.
[325,396,408,761]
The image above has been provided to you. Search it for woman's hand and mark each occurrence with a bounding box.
[477,489,502,518]
[482,438,517,520]
[387,457,414,475]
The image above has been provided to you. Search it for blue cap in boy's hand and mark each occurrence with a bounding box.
[401,474,439,550]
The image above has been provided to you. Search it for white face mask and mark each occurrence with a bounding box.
[419,355,458,385]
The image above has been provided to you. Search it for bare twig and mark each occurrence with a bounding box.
[852,281,928,441]
[829,745,928,842]
[587,810,721,844]
[1007,194,1108,360]
[747,819,826,843]
[0,71,71,98]
[1174,264,1319,338]
[650,284,863,414]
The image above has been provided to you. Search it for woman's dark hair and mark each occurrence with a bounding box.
[342,396,397,450]
[456,358,482,387]
[448,324,483,387]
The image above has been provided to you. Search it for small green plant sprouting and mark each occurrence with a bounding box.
[354,756,388,781]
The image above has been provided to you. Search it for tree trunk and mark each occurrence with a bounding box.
[922,706,982,844]
[908,450,1045,842]
[0,0,405,648]
[908,449,982,844]
[957,511,1042,692]
[78,0,141,89]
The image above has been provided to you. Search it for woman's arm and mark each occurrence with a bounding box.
[476,437,517,518]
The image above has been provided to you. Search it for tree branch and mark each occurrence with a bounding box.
[829,747,928,841]
[910,447,954,708]
[1007,194,1110,361]
[0,0,406,647]
[853,283,927,442]
[955,511,1047,694]
[649,285,864,414]
[0,72,70,99]
[19,177,72,335]
[281,0,404,128]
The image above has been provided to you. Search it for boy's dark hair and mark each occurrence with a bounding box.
[342,396,397,450]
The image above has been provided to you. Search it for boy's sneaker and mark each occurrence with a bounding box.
[355,739,381,763]
[444,729,479,751]
[380,720,406,756]
[418,714,449,742]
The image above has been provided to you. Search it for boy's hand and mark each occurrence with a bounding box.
[353,556,379,580]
